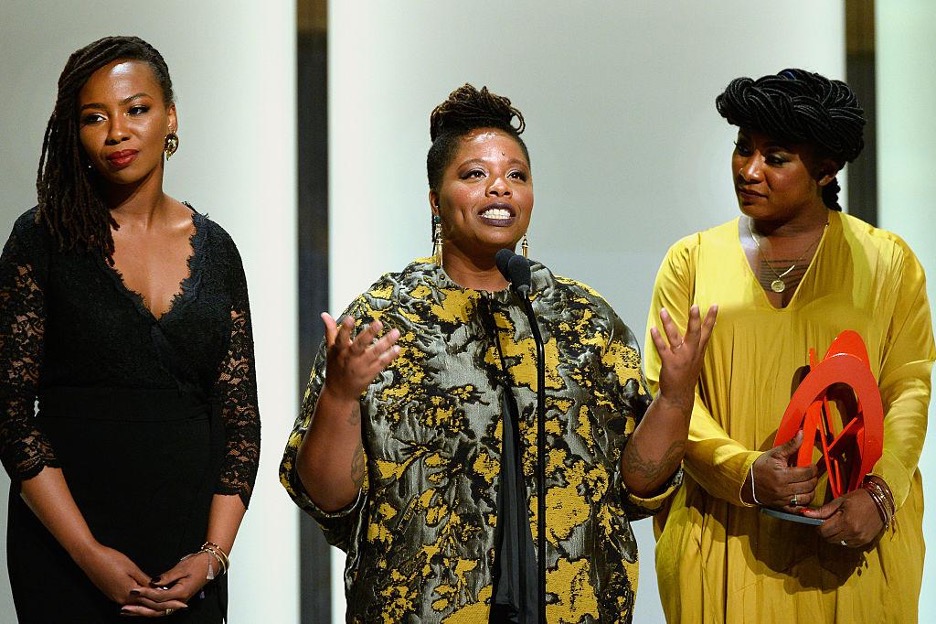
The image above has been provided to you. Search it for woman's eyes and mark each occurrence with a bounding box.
[733,142,789,165]
[733,141,752,156]
[80,105,149,125]
[461,169,528,181]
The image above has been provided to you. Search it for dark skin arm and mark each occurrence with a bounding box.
[295,314,401,512]
[622,305,718,496]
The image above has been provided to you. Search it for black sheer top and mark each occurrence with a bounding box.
[0,207,260,507]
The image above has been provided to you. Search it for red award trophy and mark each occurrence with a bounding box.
[763,330,884,524]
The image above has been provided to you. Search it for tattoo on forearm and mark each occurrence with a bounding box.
[347,403,361,427]
[622,439,685,487]
[351,441,365,488]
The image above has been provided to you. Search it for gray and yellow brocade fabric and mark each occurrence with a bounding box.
[280,259,680,623]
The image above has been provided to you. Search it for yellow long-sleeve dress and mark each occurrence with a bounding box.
[644,210,934,623]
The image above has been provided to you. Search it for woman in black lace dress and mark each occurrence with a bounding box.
[0,36,260,622]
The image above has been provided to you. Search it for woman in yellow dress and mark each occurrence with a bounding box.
[645,68,934,622]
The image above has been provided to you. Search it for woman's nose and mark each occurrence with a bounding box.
[487,175,511,196]
[737,155,763,182]
[105,119,130,145]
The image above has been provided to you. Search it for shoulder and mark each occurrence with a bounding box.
[192,209,237,248]
[837,212,923,272]
[9,207,47,241]
[340,259,436,314]
[540,266,620,325]
[4,207,53,259]
[664,219,737,258]
[189,209,245,269]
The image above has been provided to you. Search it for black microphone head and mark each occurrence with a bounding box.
[495,248,515,281]
[507,253,532,295]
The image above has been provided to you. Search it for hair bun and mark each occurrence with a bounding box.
[429,84,525,142]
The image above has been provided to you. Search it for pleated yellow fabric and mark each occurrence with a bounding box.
[644,211,934,623]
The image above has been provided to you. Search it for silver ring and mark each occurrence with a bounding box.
[840,540,848,547]
[791,494,798,506]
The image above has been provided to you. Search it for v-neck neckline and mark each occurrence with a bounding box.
[99,207,206,323]
[736,213,834,311]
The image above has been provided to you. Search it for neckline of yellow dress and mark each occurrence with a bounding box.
[740,212,836,310]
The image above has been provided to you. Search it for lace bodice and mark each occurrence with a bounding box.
[0,207,260,507]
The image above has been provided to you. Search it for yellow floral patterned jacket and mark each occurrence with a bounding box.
[280,259,679,623]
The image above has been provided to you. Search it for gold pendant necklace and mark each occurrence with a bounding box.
[748,218,827,294]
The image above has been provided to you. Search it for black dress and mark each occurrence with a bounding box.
[0,207,260,623]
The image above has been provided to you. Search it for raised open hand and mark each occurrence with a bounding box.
[321,313,401,402]
[650,304,718,409]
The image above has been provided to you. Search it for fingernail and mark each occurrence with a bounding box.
[130,589,141,595]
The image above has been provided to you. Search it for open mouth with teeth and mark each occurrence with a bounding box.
[481,207,513,220]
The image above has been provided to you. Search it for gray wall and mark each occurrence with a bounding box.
[0,2,300,621]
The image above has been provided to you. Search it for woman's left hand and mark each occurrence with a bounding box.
[802,488,885,548]
[119,552,214,617]
[650,305,718,408]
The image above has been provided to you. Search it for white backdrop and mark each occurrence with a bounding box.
[0,1,933,623]
[329,2,935,623]
[877,1,936,613]
[0,2,300,622]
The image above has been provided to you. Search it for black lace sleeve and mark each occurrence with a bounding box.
[213,243,260,508]
[0,211,58,481]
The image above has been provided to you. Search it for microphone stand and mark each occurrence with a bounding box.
[497,249,547,623]
[513,282,546,624]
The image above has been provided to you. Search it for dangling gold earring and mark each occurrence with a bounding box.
[431,214,443,264]
[164,132,179,160]
[520,233,529,259]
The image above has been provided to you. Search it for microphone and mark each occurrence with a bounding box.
[495,248,532,297]
[495,247,545,624]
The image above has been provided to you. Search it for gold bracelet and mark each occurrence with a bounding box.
[200,542,230,575]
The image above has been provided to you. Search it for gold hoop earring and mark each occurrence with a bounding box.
[431,214,443,264]
[520,233,529,259]
[164,132,179,160]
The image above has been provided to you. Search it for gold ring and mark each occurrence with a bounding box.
[165,608,174,616]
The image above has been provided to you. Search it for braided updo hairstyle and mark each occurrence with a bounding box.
[715,68,865,211]
[427,84,529,192]
[36,35,175,257]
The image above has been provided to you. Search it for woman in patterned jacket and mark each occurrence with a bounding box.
[280,84,716,623]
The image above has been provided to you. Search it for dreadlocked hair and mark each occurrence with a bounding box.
[36,35,174,258]
[427,84,529,192]
[716,68,865,211]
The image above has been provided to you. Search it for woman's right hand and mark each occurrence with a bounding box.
[320,313,400,401]
[744,430,819,509]
[72,541,156,606]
